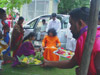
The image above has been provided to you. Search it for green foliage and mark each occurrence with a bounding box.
[58,0,90,14]
[0,0,32,14]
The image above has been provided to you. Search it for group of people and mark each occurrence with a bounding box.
[40,13,61,40]
[40,13,76,51]
[0,6,100,75]
[0,8,62,69]
[41,7,100,75]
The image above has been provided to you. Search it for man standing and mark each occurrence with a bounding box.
[46,13,61,33]
[41,7,100,75]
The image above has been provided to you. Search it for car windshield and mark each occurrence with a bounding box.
[27,19,37,28]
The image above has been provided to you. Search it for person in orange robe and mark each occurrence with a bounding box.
[42,28,61,61]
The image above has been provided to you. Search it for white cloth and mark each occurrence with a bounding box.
[41,24,47,32]
[65,23,76,51]
[65,23,72,38]
[46,18,61,32]
[0,19,4,34]
[66,38,76,51]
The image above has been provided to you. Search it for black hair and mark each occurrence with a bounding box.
[2,24,9,30]
[42,19,46,23]
[52,13,57,17]
[18,16,24,21]
[47,28,57,36]
[69,7,90,24]
[0,31,2,39]
[98,16,100,21]
[0,8,6,14]
[23,32,36,42]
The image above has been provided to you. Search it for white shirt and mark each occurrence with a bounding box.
[46,18,61,32]
[41,24,47,32]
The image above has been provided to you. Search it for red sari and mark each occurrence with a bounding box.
[10,24,24,57]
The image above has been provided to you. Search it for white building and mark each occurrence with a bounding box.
[20,0,60,21]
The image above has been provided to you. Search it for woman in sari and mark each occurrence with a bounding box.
[42,28,61,61]
[10,17,24,57]
[12,32,36,67]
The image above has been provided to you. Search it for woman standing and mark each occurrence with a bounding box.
[10,17,24,57]
[42,28,61,61]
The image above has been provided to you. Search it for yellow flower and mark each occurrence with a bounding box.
[34,62,40,65]
[29,57,33,60]
[64,50,66,52]
[36,60,41,63]
[63,53,66,56]
[34,59,38,61]
[34,59,41,65]
[22,57,28,63]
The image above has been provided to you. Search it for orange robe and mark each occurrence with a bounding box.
[42,35,61,61]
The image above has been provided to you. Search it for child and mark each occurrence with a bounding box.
[0,31,8,70]
[42,28,61,61]
[12,32,36,67]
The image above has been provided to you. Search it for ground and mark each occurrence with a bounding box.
[1,65,75,75]
[0,58,76,75]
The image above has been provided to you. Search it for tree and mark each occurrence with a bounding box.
[0,0,32,27]
[0,0,32,14]
[58,0,90,14]
[80,0,100,75]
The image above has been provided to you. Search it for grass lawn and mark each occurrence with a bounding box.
[0,58,76,75]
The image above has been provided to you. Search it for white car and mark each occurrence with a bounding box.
[23,14,70,49]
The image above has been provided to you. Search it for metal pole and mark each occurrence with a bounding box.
[34,0,36,17]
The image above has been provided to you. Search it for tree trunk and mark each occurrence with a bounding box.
[80,0,100,75]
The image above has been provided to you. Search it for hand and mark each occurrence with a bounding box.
[41,35,44,37]
[42,47,45,50]
[56,44,60,48]
[65,35,67,38]
[76,67,80,75]
[41,59,49,67]
[22,30,24,34]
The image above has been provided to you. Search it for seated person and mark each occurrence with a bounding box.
[40,19,47,40]
[12,32,36,67]
[42,28,61,61]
